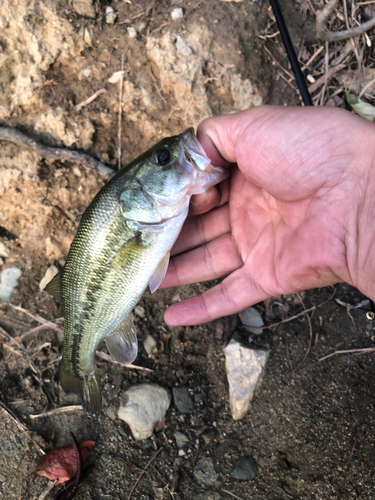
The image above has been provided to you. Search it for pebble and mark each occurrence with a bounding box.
[134,305,145,317]
[143,334,157,355]
[0,15,8,29]
[172,387,193,414]
[39,265,59,292]
[193,457,219,486]
[80,67,92,78]
[0,242,9,258]
[174,431,189,448]
[118,384,171,440]
[104,405,117,421]
[72,0,96,18]
[108,70,126,84]
[127,26,137,38]
[238,306,264,335]
[230,456,258,481]
[105,6,117,24]
[0,267,22,302]
[202,429,216,445]
[225,339,269,420]
[171,7,183,20]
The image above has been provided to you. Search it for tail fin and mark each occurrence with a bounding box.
[60,364,102,417]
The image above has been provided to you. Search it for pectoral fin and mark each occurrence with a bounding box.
[149,252,170,294]
[105,314,138,364]
[44,271,61,301]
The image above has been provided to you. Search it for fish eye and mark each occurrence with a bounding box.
[155,149,171,166]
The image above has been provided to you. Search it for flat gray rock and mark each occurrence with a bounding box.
[238,306,264,335]
[230,455,258,481]
[194,457,219,486]
[172,387,193,413]
[225,339,269,420]
[118,384,171,440]
[174,431,189,448]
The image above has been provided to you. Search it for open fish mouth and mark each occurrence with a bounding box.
[181,127,211,172]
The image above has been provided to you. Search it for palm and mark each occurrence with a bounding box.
[163,106,373,326]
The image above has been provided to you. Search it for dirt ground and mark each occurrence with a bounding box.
[1,0,375,499]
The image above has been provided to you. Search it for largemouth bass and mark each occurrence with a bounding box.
[45,128,227,416]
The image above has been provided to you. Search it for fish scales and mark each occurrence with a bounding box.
[45,128,227,416]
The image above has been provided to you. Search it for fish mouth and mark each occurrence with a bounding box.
[181,127,211,172]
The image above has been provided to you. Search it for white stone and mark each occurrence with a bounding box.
[127,27,137,38]
[143,334,157,355]
[171,8,183,20]
[0,242,9,258]
[176,36,192,57]
[0,267,22,302]
[39,265,59,292]
[81,67,92,78]
[134,305,145,317]
[118,384,171,440]
[225,339,269,420]
[108,70,126,84]
[105,6,117,24]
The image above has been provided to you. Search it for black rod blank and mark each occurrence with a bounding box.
[269,0,313,107]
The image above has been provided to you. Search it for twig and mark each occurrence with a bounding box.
[359,77,375,97]
[149,69,167,104]
[258,30,280,40]
[319,347,375,362]
[118,53,126,171]
[308,63,345,93]
[316,0,375,41]
[335,298,369,328]
[259,289,336,331]
[347,436,359,465]
[30,342,51,359]
[221,489,245,500]
[320,42,329,105]
[3,324,53,351]
[96,350,153,372]
[0,402,28,433]
[0,127,114,179]
[3,304,63,333]
[301,45,324,71]
[128,448,163,500]
[262,45,294,80]
[293,293,314,369]
[29,405,83,419]
[37,480,58,500]
[75,88,107,112]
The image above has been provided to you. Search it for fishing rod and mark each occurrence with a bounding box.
[269,0,375,319]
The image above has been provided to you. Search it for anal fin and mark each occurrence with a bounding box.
[149,251,170,294]
[105,314,138,365]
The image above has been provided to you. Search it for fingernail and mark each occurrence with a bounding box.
[190,192,209,206]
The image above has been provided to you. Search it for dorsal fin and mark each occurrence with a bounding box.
[44,271,61,301]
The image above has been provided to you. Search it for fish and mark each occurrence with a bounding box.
[44,128,227,416]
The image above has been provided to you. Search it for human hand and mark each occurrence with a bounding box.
[163,106,375,326]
